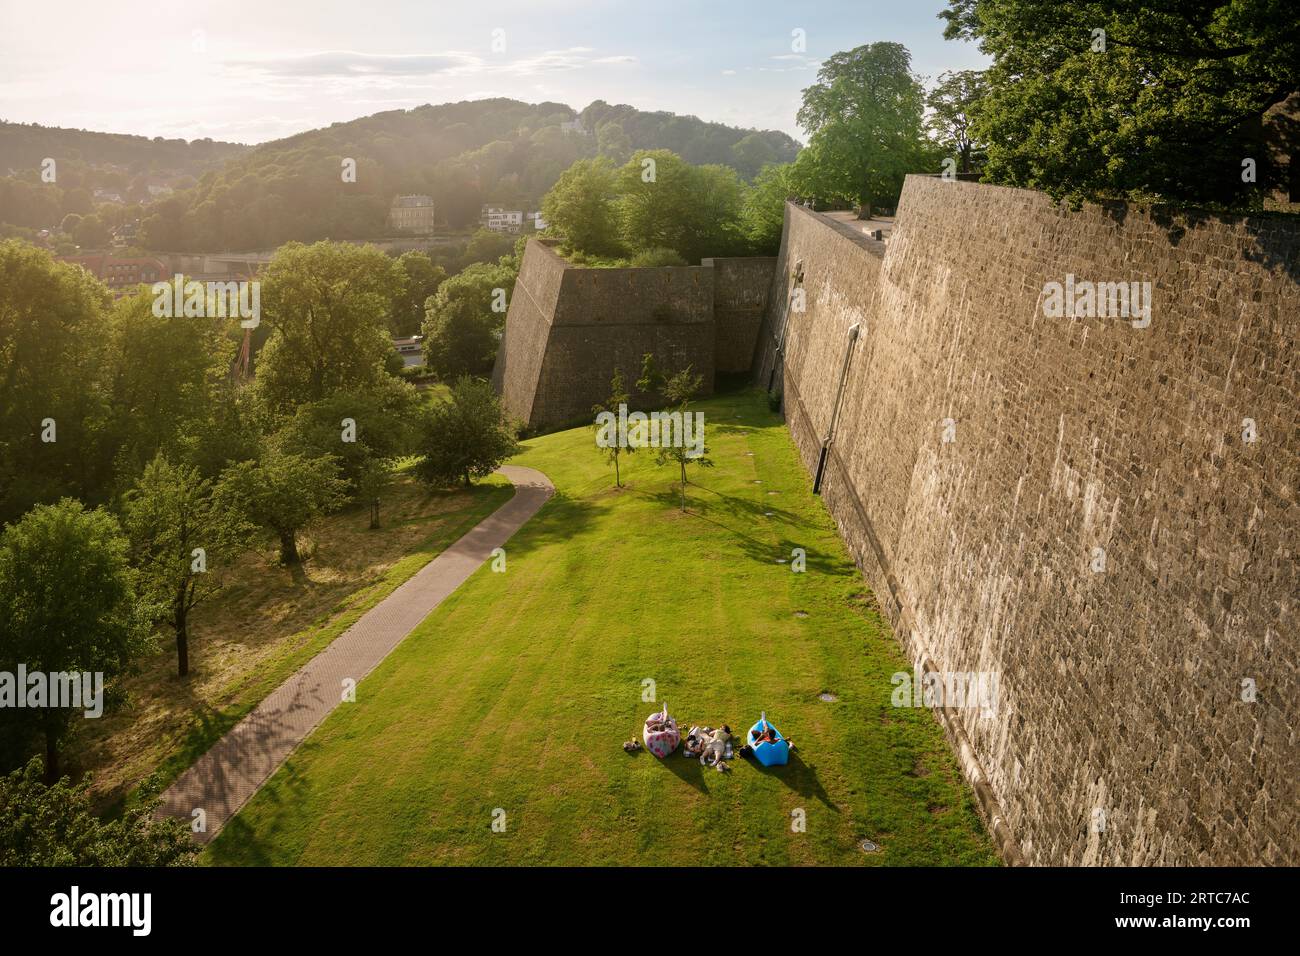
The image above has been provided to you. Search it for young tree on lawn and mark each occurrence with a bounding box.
[123,454,255,677]
[0,758,196,866]
[215,452,347,565]
[414,377,520,488]
[0,500,151,782]
[654,366,713,512]
[592,368,633,488]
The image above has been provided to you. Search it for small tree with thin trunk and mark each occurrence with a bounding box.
[123,454,255,677]
[215,452,347,565]
[654,366,713,512]
[414,377,520,489]
[0,500,151,782]
[592,367,633,487]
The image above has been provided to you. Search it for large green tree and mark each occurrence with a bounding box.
[614,150,748,262]
[388,251,446,337]
[123,455,255,677]
[0,500,151,781]
[215,452,348,565]
[0,242,110,523]
[271,380,420,501]
[796,42,931,217]
[421,260,518,379]
[926,70,989,175]
[742,163,795,253]
[540,157,624,257]
[940,0,1300,206]
[99,288,236,494]
[414,377,520,488]
[255,241,401,414]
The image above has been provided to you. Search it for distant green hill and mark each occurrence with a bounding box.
[132,98,800,251]
[0,121,247,176]
[0,122,248,237]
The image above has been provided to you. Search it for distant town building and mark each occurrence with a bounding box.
[482,206,524,233]
[146,183,173,198]
[560,118,588,136]
[392,334,425,368]
[527,211,547,231]
[389,194,436,234]
[58,254,169,296]
[92,188,124,203]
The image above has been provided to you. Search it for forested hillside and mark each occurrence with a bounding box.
[0,122,247,239]
[135,98,799,251]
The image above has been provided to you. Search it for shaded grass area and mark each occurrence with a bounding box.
[206,390,998,866]
[77,474,512,814]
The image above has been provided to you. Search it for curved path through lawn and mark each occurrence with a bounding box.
[156,465,554,843]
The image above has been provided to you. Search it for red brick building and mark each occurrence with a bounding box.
[58,255,171,295]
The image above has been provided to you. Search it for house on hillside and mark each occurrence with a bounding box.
[389,194,436,234]
[482,205,524,233]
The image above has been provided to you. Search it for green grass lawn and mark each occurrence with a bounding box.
[205,389,998,866]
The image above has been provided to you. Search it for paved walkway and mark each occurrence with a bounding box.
[157,465,554,843]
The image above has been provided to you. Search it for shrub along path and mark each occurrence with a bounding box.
[156,466,554,843]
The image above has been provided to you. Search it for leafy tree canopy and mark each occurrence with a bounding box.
[414,377,520,488]
[940,0,1300,206]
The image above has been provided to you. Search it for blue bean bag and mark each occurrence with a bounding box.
[747,712,790,767]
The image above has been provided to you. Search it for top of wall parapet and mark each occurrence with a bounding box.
[785,202,887,260]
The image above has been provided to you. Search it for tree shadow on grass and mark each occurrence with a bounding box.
[497,490,598,555]
[638,485,847,576]
[164,671,326,865]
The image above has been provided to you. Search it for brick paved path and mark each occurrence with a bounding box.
[156,465,554,843]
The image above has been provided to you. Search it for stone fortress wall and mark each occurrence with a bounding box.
[756,176,1297,865]
[493,239,774,430]
[495,176,1298,864]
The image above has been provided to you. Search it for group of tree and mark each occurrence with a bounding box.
[541,149,783,262]
[939,0,1299,209]
[591,356,712,511]
[0,237,520,800]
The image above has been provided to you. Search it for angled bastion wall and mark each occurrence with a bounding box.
[494,240,774,430]
[756,178,1298,865]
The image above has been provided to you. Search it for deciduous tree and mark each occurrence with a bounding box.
[414,377,519,488]
[0,500,151,781]
[215,452,347,565]
[123,455,255,677]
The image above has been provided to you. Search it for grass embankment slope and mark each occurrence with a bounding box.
[206,389,998,866]
[78,471,511,811]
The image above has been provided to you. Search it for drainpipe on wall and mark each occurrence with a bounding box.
[768,289,792,394]
[813,322,860,495]
[767,259,804,395]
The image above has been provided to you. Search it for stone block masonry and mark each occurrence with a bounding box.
[494,240,774,430]
[756,177,1298,865]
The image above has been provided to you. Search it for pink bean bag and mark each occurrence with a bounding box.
[642,705,681,758]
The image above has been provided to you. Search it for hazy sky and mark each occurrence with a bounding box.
[0,0,988,145]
